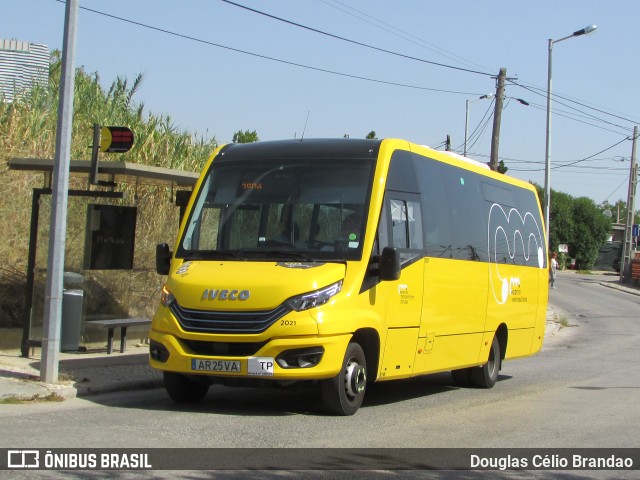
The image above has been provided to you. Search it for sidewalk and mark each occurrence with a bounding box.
[0,345,162,402]
[1,274,638,403]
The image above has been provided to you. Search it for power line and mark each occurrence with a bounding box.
[604,178,631,203]
[315,0,640,131]
[522,101,630,136]
[500,136,633,173]
[456,99,495,152]
[509,79,635,132]
[310,0,640,134]
[316,0,493,73]
[54,0,639,141]
[62,0,483,96]
[220,0,495,77]
[552,136,631,170]
[518,81,640,125]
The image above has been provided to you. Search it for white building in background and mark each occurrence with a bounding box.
[0,39,49,103]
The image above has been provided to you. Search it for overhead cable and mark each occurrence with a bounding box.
[61,0,482,96]
[220,0,495,77]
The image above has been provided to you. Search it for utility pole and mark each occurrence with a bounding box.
[620,126,638,283]
[40,0,79,383]
[489,68,506,171]
[445,135,451,151]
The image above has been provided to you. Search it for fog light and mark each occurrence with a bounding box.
[150,340,170,362]
[276,347,324,369]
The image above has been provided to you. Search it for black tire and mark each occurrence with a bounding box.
[321,343,367,416]
[163,371,209,403]
[470,336,501,388]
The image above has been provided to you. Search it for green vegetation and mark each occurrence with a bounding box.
[535,185,611,270]
[232,129,259,143]
[558,316,571,329]
[0,392,64,404]
[0,52,218,329]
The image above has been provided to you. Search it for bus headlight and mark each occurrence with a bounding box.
[286,281,342,312]
[160,285,175,307]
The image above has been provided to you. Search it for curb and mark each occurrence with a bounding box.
[599,281,640,296]
[75,377,164,397]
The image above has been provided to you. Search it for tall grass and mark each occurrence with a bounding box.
[0,51,218,328]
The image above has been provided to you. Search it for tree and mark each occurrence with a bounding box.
[497,159,508,174]
[232,130,259,143]
[549,190,575,253]
[535,185,611,270]
[601,199,640,225]
[570,197,611,269]
[366,131,377,139]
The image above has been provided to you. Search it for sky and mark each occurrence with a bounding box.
[4,0,640,207]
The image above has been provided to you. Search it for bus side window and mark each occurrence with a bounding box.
[407,200,423,250]
[388,197,423,264]
[377,200,390,251]
[390,199,408,249]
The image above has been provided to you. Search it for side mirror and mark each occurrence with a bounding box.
[380,247,401,281]
[156,243,172,275]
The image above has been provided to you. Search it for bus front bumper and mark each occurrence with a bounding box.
[148,330,352,381]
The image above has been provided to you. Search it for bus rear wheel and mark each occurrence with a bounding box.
[321,342,367,416]
[470,336,501,388]
[163,371,209,403]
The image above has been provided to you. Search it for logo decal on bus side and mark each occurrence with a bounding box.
[488,204,544,305]
[176,262,192,276]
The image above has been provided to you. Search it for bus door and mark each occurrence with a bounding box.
[377,194,425,380]
[414,161,488,374]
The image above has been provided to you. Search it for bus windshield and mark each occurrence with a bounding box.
[177,156,375,261]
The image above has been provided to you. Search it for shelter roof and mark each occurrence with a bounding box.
[8,158,198,188]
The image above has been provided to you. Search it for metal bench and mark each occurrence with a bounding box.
[89,318,151,354]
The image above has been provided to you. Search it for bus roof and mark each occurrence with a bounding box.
[420,146,490,170]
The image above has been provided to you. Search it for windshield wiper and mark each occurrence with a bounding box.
[183,250,318,262]
[213,250,244,259]
[181,250,242,260]
[258,250,317,262]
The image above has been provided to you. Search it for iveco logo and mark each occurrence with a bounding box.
[202,289,250,301]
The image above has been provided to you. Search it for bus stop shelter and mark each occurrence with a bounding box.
[8,157,198,357]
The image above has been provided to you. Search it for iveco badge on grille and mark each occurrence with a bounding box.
[202,289,250,301]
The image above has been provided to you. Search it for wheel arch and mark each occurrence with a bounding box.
[351,328,380,382]
[495,323,508,363]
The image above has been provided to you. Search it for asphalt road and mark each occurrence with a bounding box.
[1,272,638,478]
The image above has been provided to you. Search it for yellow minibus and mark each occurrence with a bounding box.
[150,138,548,415]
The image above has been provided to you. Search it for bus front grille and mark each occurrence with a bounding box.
[170,302,290,334]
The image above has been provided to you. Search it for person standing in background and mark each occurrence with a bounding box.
[549,252,559,289]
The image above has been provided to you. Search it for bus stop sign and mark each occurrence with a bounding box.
[100,126,134,153]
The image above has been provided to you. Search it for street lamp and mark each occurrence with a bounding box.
[544,24,597,249]
[464,94,494,157]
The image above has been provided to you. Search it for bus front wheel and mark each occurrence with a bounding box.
[163,371,209,403]
[470,336,501,388]
[321,342,367,416]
